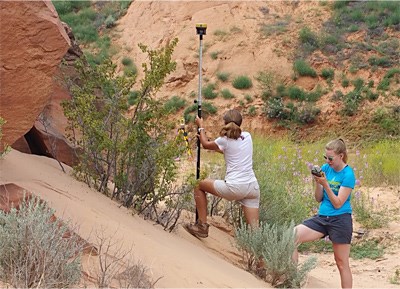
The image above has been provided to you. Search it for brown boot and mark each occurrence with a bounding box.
[185,221,210,238]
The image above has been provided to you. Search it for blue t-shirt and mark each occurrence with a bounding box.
[319,163,356,216]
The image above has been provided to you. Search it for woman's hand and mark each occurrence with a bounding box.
[314,173,328,188]
[195,116,204,128]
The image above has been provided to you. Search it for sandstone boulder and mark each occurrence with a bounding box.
[0,0,70,151]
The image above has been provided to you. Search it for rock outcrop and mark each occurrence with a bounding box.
[0,1,70,152]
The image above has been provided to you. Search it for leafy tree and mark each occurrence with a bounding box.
[62,39,184,214]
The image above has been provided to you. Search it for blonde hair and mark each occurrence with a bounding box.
[220,109,242,139]
[325,138,348,163]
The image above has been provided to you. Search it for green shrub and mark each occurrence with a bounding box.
[293,60,317,77]
[202,83,218,99]
[123,65,137,76]
[0,196,82,287]
[296,105,320,124]
[104,15,116,28]
[256,71,276,100]
[232,75,253,89]
[299,27,319,50]
[351,239,384,260]
[352,78,365,91]
[213,29,228,37]
[235,222,317,287]
[372,107,400,136]
[217,72,230,82]
[368,56,392,67]
[287,86,306,101]
[341,90,363,116]
[248,106,257,116]
[342,78,350,88]
[210,51,220,60]
[164,96,187,113]
[321,68,335,80]
[220,88,235,99]
[184,101,217,123]
[121,57,133,66]
[245,94,253,103]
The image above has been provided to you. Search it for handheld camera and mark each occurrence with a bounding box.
[311,165,323,177]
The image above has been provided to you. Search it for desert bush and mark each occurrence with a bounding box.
[123,65,137,76]
[256,71,276,101]
[350,239,384,260]
[202,83,218,99]
[248,106,257,116]
[220,88,234,99]
[321,68,335,81]
[244,94,253,103]
[104,15,116,28]
[0,196,82,288]
[210,51,220,60]
[235,222,317,287]
[378,68,400,91]
[183,101,217,123]
[341,90,363,116]
[372,106,400,136]
[341,77,350,88]
[216,71,230,82]
[299,27,319,51]
[293,60,317,77]
[121,56,133,66]
[232,75,253,89]
[260,20,289,36]
[164,96,187,114]
[368,56,392,68]
[390,269,400,285]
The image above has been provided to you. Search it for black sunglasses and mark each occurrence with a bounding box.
[323,155,334,161]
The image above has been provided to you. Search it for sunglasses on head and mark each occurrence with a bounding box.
[323,155,334,161]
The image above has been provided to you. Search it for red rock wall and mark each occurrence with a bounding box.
[0,0,70,151]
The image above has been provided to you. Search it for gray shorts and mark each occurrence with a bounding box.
[303,213,353,244]
[214,180,260,208]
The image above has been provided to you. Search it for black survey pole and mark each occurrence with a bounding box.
[195,23,207,222]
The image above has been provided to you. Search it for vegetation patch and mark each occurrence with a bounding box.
[232,75,253,89]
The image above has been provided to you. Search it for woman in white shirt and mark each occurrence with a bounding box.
[185,109,260,238]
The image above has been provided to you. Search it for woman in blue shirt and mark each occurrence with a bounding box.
[294,138,356,288]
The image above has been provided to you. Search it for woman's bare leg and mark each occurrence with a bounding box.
[293,224,324,262]
[333,243,352,288]
[194,179,219,223]
[242,205,259,228]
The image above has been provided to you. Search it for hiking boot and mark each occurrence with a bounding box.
[185,221,210,238]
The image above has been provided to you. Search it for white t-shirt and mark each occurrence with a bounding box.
[214,131,257,184]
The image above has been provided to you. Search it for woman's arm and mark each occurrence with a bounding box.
[196,116,222,153]
[314,179,323,202]
[198,129,222,152]
[315,175,352,209]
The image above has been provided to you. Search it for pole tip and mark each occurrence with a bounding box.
[196,23,207,36]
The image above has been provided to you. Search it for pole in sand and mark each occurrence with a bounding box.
[195,23,207,222]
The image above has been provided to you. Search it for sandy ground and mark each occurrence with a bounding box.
[1,150,399,288]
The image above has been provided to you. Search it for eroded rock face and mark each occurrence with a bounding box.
[0,1,70,151]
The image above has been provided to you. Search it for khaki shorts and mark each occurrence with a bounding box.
[214,180,260,208]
